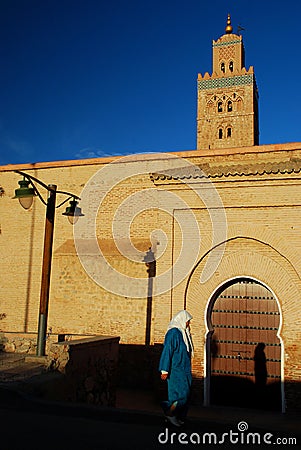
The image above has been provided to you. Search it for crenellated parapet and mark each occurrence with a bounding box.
[198,65,254,81]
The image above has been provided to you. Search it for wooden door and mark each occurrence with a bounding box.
[210,280,282,410]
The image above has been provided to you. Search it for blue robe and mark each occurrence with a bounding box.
[159,327,192,413]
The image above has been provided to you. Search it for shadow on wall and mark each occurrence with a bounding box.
[210,376,282,411]
[117,343,162,387]
[117,343,301,413]
[117,343,167,402]
[210,342,282,412]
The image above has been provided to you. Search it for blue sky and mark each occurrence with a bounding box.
[0,0,300,165]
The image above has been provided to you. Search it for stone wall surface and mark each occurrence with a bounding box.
[47,335,120,406]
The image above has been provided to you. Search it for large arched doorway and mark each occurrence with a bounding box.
[206,278,282,411]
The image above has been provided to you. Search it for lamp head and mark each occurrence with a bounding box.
[13,177,36,209]
[62,199,84,224]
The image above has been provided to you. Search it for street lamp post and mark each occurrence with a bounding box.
[143,248,156,346]
[37,184,56,356]
[13,171,84,357]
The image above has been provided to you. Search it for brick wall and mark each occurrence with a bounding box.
[1,143,301,412]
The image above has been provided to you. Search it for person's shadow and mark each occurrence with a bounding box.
[254,342,268,408]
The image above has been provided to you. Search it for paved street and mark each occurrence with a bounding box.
[0,406,164,450]
[1,385,301,450]
[0,388,214,450]
[0,404,285,450]
[0,353,300,450]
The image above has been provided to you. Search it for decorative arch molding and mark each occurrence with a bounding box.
[184,236,301,412]
[185,236,301,302]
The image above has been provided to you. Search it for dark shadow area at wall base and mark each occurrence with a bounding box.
[210,375,282,411]
[117,343,176,409]
[1,350,301,450]
[285,380,301,415]
[117,344,301,415]
[3,347,300,419]
[117,343,163,390]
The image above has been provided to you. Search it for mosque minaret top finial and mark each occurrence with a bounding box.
[225,13,233,34]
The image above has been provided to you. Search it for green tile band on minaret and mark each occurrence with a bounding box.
[198,74,254,90]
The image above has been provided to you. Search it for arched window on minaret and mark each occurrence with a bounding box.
[237,97,243,112]
[229,61,234,72]
[227,127,232,138]
[218,128,223,139]
[227,101,233,112]
[207,100,214,114]
[218,102,223,112]
[221,62,225,73]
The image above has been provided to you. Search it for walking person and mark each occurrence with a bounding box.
[159,310,194,427]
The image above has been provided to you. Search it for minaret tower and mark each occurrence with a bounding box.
[196,14,259,150]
